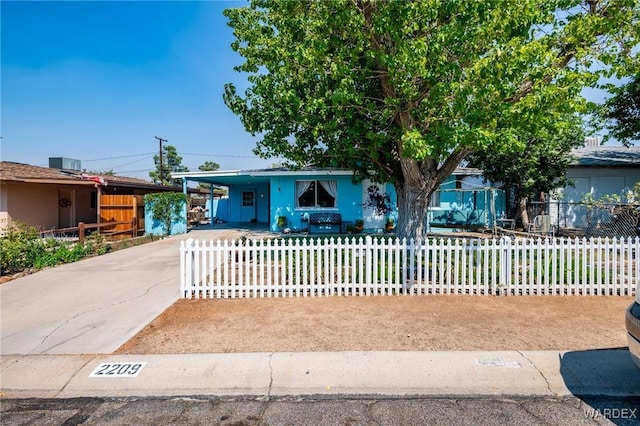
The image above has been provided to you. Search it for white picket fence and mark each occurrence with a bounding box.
[179,236,640,298]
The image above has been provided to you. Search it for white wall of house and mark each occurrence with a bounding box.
[560,168,640,202]
[553,167,640,229]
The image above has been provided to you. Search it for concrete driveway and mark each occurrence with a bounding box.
[0,225,270,355]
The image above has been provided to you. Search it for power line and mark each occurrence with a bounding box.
[82,152,154,162]
[110,156,150,169]
[116,168,154,174]
[181,152,260,158]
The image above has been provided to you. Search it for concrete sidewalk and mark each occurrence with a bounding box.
[2,350,640,399]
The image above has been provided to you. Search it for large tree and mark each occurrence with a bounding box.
[223,0,639,240]
[150,145,189,186]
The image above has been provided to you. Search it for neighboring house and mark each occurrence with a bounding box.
[552,145,640,228]
[173,167,506,233]
[0,159,184,233]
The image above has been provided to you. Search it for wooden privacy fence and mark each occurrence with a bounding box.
[180,236,640,299]
[99,194,144,239]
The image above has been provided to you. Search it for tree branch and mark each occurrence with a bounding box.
[506,0,607,104]
[435,146,474,187]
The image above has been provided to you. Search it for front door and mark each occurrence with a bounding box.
[240,190,256,222]
[58,189,75,228]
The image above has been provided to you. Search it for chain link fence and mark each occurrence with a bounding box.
[529,201,640,238]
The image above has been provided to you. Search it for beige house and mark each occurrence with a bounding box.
[0,160,182,233]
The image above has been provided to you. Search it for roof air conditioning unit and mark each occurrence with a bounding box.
[49,157,82,171]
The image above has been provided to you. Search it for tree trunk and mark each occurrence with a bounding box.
[395,173,437,240]
[515,195,530,230]
[392,149,471,240]
[395,182,432,240]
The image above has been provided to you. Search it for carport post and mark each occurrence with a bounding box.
[210,184,215,228]
[183,179,189,229]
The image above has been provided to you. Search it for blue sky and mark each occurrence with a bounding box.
[1,0,267,179]
[1,1,622,182]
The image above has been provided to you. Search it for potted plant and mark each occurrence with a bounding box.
[277,215,288,229]
[385,217,395,233]
[354,219,364,233]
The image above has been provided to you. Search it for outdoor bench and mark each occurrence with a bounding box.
[308,212,342,234]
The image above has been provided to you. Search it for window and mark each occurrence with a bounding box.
[296,180,337,208]
[429,191,441,208]
[242,191,255,207]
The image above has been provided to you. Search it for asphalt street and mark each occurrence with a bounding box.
[3,395,640,426]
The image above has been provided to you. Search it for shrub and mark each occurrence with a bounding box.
[0,221,110,276]
[1,222,42,275]
[145,192,189,235]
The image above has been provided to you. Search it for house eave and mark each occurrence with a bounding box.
[2,178,98,186]
[171,169,354,179]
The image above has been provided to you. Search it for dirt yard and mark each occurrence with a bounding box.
[116,295,634,354]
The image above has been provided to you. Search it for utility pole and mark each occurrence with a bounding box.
[155,136,167,184]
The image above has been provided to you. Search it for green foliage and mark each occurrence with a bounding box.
[0,222,41,275]
[581,181,640,208]
[580,182,640,236]
[149,145,189,186]
[198,161,220,172]
[581,192,620,208]
[84,169,116,176]
[31,242,91,269]
[145,192,189,236]
[224,0,639,239]
[467,113,585,220]
[197,161,221,191]
[0,222,110,276]
[597,73,640,146]
[628,182,640,204]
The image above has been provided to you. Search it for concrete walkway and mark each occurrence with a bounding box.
[1,225,640,399]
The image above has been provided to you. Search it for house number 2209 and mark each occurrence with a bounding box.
[89,362,146,378]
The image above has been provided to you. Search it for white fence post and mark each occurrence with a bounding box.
[499,236,511,295]
[179,239,188,298]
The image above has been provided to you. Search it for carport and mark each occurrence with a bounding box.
[172,169,272,226]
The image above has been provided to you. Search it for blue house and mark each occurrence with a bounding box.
[172,167,505,233]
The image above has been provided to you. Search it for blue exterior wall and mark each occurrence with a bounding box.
[144,199,188,236]
[427,176,506,230]
[268,174,396,232]
[209,198,230,222]
[177,171,504,233]
[226,183,270,223]
[265,172,503,232]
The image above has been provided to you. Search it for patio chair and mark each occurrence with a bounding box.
[528,214,553,236]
